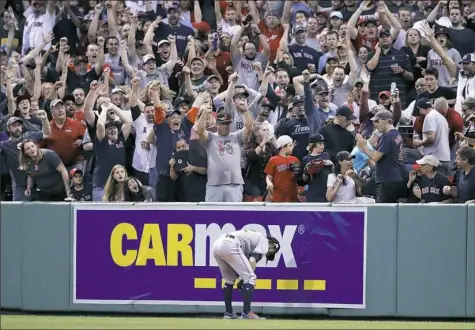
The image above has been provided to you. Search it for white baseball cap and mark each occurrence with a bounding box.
[416,155,440,167]
[276,135,293,149]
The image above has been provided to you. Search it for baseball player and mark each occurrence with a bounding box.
[212,229,280,319]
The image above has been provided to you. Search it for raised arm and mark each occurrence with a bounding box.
[88,3,103,44]
[377,2,401,39]
[95,103,108,141]
[105,1,119,38]
[279,24,290,52]
[3,65,17,115]
[193,0,202,23]
[83,80,101,126]
[109,102,132,139]
[230,25,245,56]
[164,35,178,72]
[95,36,105,76]
[120,39,135,78]
[32,55,43,101]
[21,32,54,65]
[196,104,211,143]
[143,16,162,55]
[366,43,381,72]
[347,1,374,40]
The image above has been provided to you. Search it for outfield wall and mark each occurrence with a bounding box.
[1,202,474,319]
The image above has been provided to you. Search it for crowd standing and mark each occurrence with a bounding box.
[0,0,474,204]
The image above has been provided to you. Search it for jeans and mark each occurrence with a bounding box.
[13,186,30,202]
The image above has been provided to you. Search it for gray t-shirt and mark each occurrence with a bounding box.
[25,149,64,192]
[203,130,245,185]
[427,48,461,89]
[422,109,451,162]
[229,229,269,259]
[0,132,43,187]
[232,53,268,91]
[104,53,126,85]
[330,81,352,107]
[137,65,172,89]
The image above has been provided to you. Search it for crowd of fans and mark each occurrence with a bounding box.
[0,0,474,204]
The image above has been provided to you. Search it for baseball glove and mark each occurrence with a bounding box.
[304,159,325,175]
[237,279,244,291]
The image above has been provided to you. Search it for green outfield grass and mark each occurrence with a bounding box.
[1,315,474,329]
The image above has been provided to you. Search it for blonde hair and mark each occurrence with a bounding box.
[18,140,44,171]
[103,165,128,202]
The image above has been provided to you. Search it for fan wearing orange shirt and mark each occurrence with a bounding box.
[265,135,300,203]
[248,1,291,62]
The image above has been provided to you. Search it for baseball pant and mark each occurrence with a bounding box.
[206,184,243,202]
[212,234,256,285]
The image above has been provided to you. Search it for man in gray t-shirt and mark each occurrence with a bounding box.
[195,100,253,202]
[413,98,451,174]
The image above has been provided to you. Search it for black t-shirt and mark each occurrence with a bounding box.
[317,123,355,163]
[416,172,450,203]
[176,142,207,202]
[66,67,100,95]
[418,87,456,104]
[0,24,21,51]
[53,6,83,55]
[71,183,93,201]
[153,23,194,56]
[92,132,127,188]
[275,117,310,161]
[302,152,331,202]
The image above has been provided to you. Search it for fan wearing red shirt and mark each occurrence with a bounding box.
[248,1,291,62]
[265,135,300,203]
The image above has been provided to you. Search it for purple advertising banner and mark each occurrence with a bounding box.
[73,205,367,308]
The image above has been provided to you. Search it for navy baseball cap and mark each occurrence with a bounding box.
[336,105,357,120]
[416,98,432,110]
[379,28,391,37]
[309,134,325,143]
[216,112,232,124]
[292,95,305,104]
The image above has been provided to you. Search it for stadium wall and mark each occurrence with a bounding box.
[0,202,474,319]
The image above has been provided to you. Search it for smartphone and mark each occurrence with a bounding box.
[390,82,397,96]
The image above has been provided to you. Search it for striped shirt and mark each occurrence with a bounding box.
[368,47,412,108]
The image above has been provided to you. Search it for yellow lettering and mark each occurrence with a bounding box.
[136,224,166,266]
[110,223,138,267]
[167,224,194,266]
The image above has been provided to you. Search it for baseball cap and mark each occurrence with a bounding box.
[363,19,378,27]
[233,91,250,100]
[336,151,355,162]
[75,56,87,65]
[190,56,205,64]
[216,112,233,124]
[309,133,325,143]
[460,53,475,64]
[379,28,391,37]
[371,109,393,121]
[416,97,432,110]
[143,54,155,64]
[167,2,180,12]
[370,104,387,115]
[330,11,343,20]
[314,85,329,94]
[6,116,23,126]
[105,121,120,129]
[50,99,64,107]
[157,39,170,48]
[111,87,124,95]
[326,56,339,64]
[292,24,306,35]
[207,75,220,82]
[353,78,364,86]
[416,155,440,167]
[434,26,451,39]
[69,168,83,178]
[293,95,305,104]
[379,91,391,98]
[166,109,182,117]
[276,135,293,149]
[261,98,274,110]
[336,105,357,120]
[173,97,189,108]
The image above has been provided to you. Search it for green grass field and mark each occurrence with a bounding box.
[1,315,474,329]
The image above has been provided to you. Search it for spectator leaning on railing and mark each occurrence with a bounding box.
[0,0,474,204]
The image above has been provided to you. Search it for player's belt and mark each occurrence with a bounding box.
[226,234,235,239]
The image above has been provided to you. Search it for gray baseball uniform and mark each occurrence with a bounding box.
[212,229,269,286]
